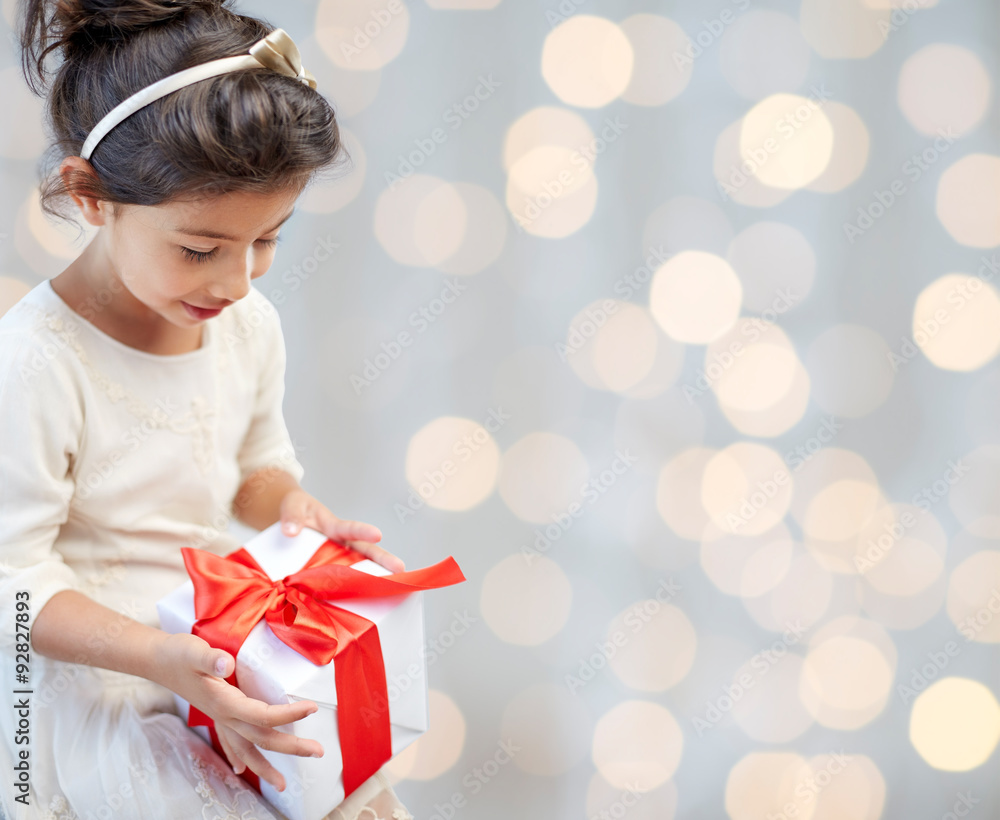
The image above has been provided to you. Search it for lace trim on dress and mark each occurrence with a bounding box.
[42,794,79,820]
[17,302,220,477]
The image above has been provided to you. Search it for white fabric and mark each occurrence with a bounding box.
[0,281,409,819]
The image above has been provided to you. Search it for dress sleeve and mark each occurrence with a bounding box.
[235,292,306,489]
[0,336,83,653]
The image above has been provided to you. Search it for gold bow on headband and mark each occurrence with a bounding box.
[250,29,317,89]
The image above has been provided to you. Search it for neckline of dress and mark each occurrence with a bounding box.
[42,278,214,363]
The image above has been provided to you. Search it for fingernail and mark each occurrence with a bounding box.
[215,658,227,675]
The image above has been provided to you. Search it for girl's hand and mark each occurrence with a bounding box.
[279,488,405,573]
[153,632,323,792]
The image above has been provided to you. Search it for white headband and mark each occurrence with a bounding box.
[80,28,317,161]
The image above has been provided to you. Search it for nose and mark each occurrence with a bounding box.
[209,245,255,303]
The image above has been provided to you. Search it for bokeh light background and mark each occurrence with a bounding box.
[2,0,1000,817]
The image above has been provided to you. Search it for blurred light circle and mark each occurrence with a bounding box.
[592,701,683,790]
[806,753,886,820]
[605,601,697,691]
[315,0,410,71]
[642,195,734,259]
[649,251,742,344]
[701,524,795,598]
[719,10,811,101]
[727,222,815,314]
[481,555,572,646]
[0,277,31,320]
[563,301,660,393]
[405,416,499,510]
[858,573,947,631]
[503,106,594,170]
[856,503,947,597]
[619,14,692,106]
[912,273,1000,370]
[936,155,1000,249]
[725,752,814,820]
[436,183,507,276]
[713,342,799,413]
[715,118,794,208]
[800,617,896,730]
[799,0,889,60]
[501,683,593,775]
[731,654,814,743]
[946,550,1000,643]
[541,16,634,108]
[947,445,1000,537]
[374,175,468,267]
[806,324,895,418]
[586,774,678,820]
[910,678,1000,771]
[384,690,465,780]
[739,93,834,190]
[656,447,716,539]
[299,127,366,214]
[744,551,833,633]
[505,145,598,238]
[898,44,991,138]
[804,479,882,543]
[718,362,811,438]
[498,432,589,523]
[701,442,792,537]
[805,102,870,193]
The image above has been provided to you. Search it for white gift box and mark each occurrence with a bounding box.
[156,523,429,820]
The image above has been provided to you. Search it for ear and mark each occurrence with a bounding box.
[59,156,113,229]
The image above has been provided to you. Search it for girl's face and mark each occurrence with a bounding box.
[101,187,301,326]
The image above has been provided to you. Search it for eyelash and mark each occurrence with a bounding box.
[181,237,281,264]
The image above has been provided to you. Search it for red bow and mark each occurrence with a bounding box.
[180,539,465,796]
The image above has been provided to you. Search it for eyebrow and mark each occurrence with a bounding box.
[172,208,296,241]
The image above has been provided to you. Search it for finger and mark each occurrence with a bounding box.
[188,637,235,679]
[233,696,320,732]
[317,508,382,545]
[216,725,246,775]
[281,491,311,536]
[228,718,324,759]
[226,732,288,792]
[346,539,405,573]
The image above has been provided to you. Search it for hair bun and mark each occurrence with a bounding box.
[20,0,227,90]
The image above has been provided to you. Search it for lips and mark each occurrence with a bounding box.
[182,301,229,320]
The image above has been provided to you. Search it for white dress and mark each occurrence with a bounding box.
[0,280,410,820]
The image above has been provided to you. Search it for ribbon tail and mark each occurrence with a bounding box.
[335,624,393,796]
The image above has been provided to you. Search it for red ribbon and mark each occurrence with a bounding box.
[179,539,465,797]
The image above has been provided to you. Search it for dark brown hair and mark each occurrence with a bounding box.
[18,0,344,221]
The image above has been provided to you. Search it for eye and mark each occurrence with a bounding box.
[256,236,281,249]
[181,247,218,263]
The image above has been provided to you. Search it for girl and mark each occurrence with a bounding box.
[0,1,413,817]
